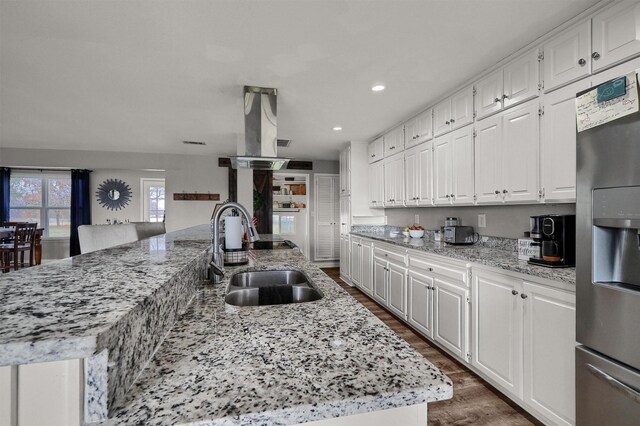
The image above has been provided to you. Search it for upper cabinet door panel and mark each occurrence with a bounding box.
[416,109,433,143]
[368,137,383,164]
[504,48,540,108]
[433,99,452,137]
[417,142,434,206]
[592,0,640,72]
[475,69,503,120]
[451,86,474,129]
[451,126,475,205]
[543,20,592,92]
[384,126,405,157]
[474,115,503,204]
[404,118,419,149]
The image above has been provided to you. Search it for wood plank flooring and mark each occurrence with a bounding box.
[321,267,543,426]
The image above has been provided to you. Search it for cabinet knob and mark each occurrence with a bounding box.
[445,194,450,198]
[428,267,434,272]
[495,190,500,194]
[445,120,450,125]
[512,290,519,296]
[578,58,586,66]
[390,146,395,150]
[503,189,508,194]
[494,97,501,103]
[415,134,419,139]
[385,253,388,257]
[450,118,455,123]
[371,154,375,157]
[592,52,600,60]
[521,293,528,299]
[502,94,509,100]
[450,193,455,198]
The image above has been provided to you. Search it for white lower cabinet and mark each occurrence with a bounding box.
[408,270,434,338]
[471,268,576,426]
[373,255,388,304]
[339,235,350,281]
[387,262,408,319]
[372,245,408,317]
[360,240,373,295]
[433,277,469,360]
[350,238,362,287]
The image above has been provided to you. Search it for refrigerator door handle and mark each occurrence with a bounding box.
[587,363,640,404]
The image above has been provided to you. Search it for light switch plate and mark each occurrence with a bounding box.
[478,214,486,228]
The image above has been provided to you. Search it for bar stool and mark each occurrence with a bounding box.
[0,223,37,272]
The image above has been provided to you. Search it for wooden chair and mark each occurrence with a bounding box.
[0,223,37,272]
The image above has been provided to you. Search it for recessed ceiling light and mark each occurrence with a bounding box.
[371,84,385,92]
[333,126,343,131]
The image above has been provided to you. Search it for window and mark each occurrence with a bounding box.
[142,179,165,222]
[9,172,71,237]
[272,215,295,235]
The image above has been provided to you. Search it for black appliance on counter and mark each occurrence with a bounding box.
[528,214,575,268]
[443,226,478,245]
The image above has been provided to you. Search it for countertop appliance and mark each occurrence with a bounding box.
[443,226,477,245]
[576,110,640,423]
[527,214,575,267]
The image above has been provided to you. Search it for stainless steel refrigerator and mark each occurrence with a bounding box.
[576,112,640,425]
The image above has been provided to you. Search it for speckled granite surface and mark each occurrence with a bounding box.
[103,249,452,425]
[351,231,576,285]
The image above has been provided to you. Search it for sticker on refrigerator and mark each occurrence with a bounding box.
[576,72,639,132]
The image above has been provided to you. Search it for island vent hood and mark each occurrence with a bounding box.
[229,86,290,170]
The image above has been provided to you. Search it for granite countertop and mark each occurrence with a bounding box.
[351,231,576,285]
[104,249,453,425]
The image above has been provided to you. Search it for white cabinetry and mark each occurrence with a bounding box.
[368,137,384,164]
[475,100,539,204]
[339,147,351,196]
[433,126,474,205]
[361,240,373,295]
[592,0,640,72]
[476,48,540,119]
[373,245,407,318]
[383,125,405,157]
[339,235,350,281]
[404,141,434,206]
[434,86,474,136]
[384,152,404,207]
[543,20,592,92]
[408,270,434,338]
[404,109,433,149]
[314,175,340,261]
[339,196,350,235]
[368,161,385,208]
[471,268,576,426]
[350,237,362,288]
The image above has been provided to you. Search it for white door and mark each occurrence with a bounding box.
[433,134,452,205]
[417,142,433,206]
[501,101,539,203]
[592,0,640,71]
[503,48,540,108]
[404,146,418,206]
[373,257,387,304]
[451,86,474,129]
[433,278,468,361]
[361,242,373,295]
[475,69,503,119]
[472,271,523,399]
[451,126,475,205]
[339,235,350,279]
[474,115,503,204]
[142,179,166,222]
[408,270,434,338]
[541,79,588,202]
[404,118,419,149]
[433,98,452,136]
[543,20,592,92]
[522,282,576,426]
[387,262,407,319]
[350,238,362,287]
[314,175,339,260]
[415,108,433,143]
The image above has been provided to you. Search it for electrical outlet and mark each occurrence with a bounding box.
[478,214,486,228]
[414,214,419,225]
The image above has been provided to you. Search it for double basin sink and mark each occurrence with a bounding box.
[225,270,323,307]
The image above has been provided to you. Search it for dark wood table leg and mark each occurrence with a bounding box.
[34,230,42,265]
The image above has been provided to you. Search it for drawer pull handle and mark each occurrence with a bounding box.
[586,363,640,404]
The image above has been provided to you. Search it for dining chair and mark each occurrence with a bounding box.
[0,223,37,272]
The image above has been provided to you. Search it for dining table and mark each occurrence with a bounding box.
[0,226,45,266]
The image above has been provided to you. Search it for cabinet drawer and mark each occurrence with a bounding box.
[374,245,407,266]
[409,255,468,286]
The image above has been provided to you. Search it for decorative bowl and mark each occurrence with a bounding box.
[409,229,425,238]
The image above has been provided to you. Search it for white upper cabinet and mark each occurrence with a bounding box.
[404,146,419,206]
[474,114,503,204]
[368,160,385,208]
[417,142,434,206]
[368,137,384,164]
[434,86,473,137]
[543,20,592,92]
[592,0,640,71]
[451,126,475,205]
[405,109,433,149]
[503,48,540,108]
[384,152,404,207]
[433,133,452,205]
[383,125,405,157]
[475,69,504,119]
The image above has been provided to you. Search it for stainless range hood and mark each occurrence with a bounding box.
[229,86,290,170]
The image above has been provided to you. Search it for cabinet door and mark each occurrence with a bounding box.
[522,282,576,426]
[383,157,393,206]
[387,263,407,319]
[339,236,350,279]
[393,153,405,207]
[408,270,434,338]
[504,48,540,108]
[592,0,640,72]
[474,115,503,204]
[433,99,452,136]
[416,109,433,143]
[451,126,475,205]
[543,20,592,92]
[361,242,373,295]
[451,86,474,129]
[350,239,362,287]
[472,271,523,399]
[417,142,433,206]
[315,175,338,260]
[541,79,588,202]
[433,134,452,205]
[501,101,539,203]
[339,149,349,196]
[339,196,350,235]
[475,69,503,120]
[404,147,418,206]
[404,118,419,149]
[368,137,383,164]
[434,278,469,361]
[376,162,385,207]
[373,256,387,304]
[384,126,404,156]
[368,163,378,207]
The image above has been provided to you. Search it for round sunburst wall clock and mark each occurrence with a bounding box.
[96,178,132,210]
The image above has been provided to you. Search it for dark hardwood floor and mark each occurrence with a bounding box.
[321,267,543,426]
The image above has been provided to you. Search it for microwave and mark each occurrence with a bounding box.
[443,226,476,245]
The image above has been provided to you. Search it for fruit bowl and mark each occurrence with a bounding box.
[409,229,425,238]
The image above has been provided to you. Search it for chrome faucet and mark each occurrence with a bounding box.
[210,201,259,284]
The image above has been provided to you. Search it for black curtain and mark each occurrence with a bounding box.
[0,168,9,223]
[70,169,92,256]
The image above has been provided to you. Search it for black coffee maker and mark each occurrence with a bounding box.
[528,214,576,268]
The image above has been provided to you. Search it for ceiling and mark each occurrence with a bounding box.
[0,0,603,161]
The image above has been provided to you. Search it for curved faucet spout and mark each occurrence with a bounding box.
[210,201,259,284]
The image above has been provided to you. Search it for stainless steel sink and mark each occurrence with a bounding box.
[225,270,323,306]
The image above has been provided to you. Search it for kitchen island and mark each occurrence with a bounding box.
[0,225,452,425]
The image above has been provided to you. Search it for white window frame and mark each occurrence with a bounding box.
[141,178,166,222]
